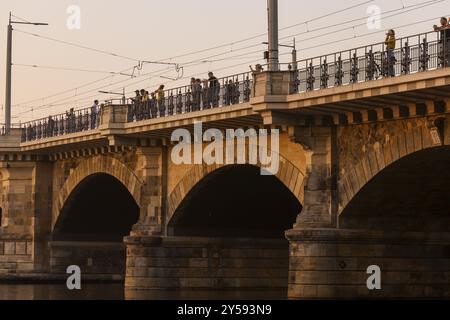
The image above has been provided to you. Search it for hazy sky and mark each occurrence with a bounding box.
[0,0,448,123]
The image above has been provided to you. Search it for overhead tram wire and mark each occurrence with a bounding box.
[159,0,444,68]
[13,56,266,119]
[12,65,138,107]
[11,0,375,108]
[274,14,450,59]
[11,0,443,118]
[278,0,446,42]
[13,66,177,116]
[155,0,375,61]
[13,29,140,63]
[12,64,135,76]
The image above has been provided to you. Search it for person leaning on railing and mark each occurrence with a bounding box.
[434,17,450,67]
[385,29,396,77]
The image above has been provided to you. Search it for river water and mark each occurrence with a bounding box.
[0,283,286,300]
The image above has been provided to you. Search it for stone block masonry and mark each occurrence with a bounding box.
[125,236,290,291]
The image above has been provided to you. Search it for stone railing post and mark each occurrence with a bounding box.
[99,104,127,129]
[252,70,297,97]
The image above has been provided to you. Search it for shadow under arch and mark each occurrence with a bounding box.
[167,164,302,238]
[53,173,140,241]
[53,156,142,231]
[340,145,450,231]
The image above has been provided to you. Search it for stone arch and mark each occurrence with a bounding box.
[167,154,305,224]
[53,155,143,229]
[338,120,447,214]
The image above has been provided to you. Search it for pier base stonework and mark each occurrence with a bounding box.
[286,228,450,299]
[124,236,289,291]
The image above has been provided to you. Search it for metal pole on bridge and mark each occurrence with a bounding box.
[4,12,48,134]
[4,13,12,134]
[267,0,279,71]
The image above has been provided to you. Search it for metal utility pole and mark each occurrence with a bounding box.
[4,12,48,134]
[267,0,279,71]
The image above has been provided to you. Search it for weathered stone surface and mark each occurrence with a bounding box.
[286,229,450,299]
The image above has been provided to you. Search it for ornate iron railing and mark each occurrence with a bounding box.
[21,106,100,142]
[286,30,447,93]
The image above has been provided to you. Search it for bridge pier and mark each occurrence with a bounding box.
[0,158,51,275]
[286,229,450,299]
[124,235,289,293]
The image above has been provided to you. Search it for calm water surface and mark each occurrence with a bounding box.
[0,283,286,300]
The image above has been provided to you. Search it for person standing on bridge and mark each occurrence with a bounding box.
[434,17,450,67]
[385,29,396,77]
[176,90,183,114]
[47,116,55,137]
[155,85,166,117]
[90,100,99,129]
[202,79,209,109]
[208,72,220,108]
[141,90,150,120]
[225,79,234,105]
[129,90,141,122]
[234,78,241,104]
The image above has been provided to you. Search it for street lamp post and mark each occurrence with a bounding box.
[4,12,48,134]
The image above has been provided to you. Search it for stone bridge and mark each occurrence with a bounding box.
[1,34,450,298]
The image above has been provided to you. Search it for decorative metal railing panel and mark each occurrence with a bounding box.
[289,31,447,94]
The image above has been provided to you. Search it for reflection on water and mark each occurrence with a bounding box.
[0,283,286,300]
[0,283,124,300]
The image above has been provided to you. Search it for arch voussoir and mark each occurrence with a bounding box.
[339,124,444,214]
[53,155,143,230]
